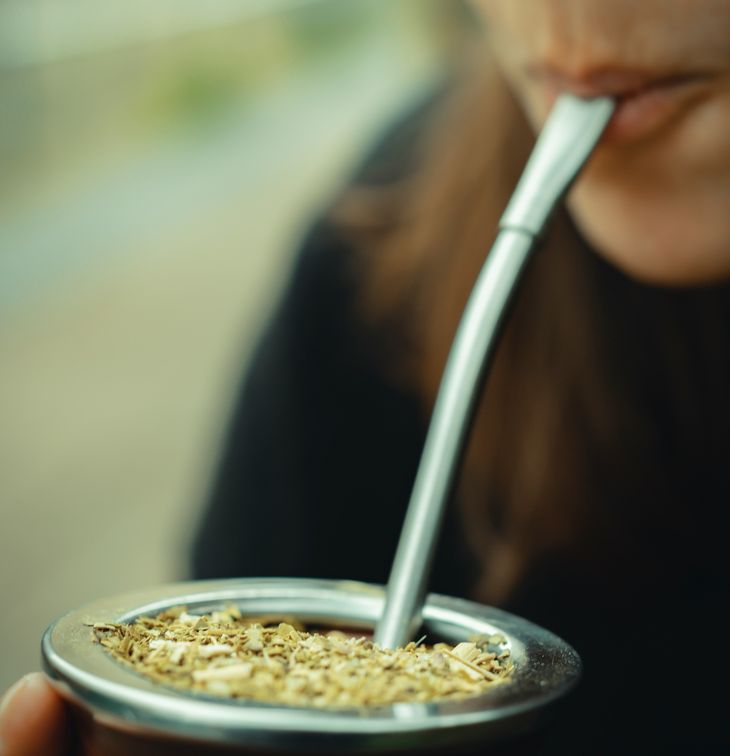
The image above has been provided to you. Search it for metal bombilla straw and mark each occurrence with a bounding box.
[374,93,615,650]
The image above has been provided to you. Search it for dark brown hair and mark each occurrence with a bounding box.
[332,49,730,607]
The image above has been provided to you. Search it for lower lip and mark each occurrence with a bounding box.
[600,77,710,143]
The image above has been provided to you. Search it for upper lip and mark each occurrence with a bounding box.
[526,64,708,99]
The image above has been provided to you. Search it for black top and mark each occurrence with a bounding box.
[190,93,727,754]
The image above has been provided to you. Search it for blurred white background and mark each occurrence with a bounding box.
[0,0,466,691]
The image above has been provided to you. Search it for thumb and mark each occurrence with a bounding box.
[0,673,70,756]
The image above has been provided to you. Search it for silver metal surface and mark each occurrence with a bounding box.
[374,94,614,650]
[42,578,581,753]
[499,95,615,235]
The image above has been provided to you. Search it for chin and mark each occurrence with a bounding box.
[568,191,730,289]
[597,245,730,287]
[573,220,730,287]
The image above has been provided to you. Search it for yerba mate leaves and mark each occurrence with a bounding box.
[92,606,513,708]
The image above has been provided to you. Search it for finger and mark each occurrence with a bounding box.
[0,673,70,756]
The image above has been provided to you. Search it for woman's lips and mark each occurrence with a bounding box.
[531,67,713,143]
[601,74,712,142]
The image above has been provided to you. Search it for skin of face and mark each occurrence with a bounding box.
[472,0,730,286]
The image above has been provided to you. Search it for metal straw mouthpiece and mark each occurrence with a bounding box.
[374,94,614,650]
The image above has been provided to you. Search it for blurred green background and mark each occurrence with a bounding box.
[0,0,467,691]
